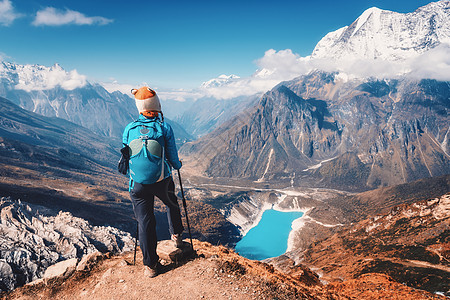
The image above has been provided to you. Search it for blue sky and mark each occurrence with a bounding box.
[0,0,437,89]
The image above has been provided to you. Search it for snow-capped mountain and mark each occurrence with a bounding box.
[311,0,450,61]
[0,62,87,92]
[0,61,192,144]
[0,61,135,137]
[201,74,240,88]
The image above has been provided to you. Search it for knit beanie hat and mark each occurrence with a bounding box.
[131,87,161,113]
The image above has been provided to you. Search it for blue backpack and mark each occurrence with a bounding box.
[124,119,167,184]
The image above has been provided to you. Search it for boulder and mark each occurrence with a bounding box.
[76,251,105,272]
[43,258,78,280]
[157,240,194,263]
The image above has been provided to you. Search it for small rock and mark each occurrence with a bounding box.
[157,240,194,263]
[118,279,125,283]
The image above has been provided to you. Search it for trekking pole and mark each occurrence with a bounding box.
[133,220,138,265]
[177,169,194,252]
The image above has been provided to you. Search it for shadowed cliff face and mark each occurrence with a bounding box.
[182,72,450,191]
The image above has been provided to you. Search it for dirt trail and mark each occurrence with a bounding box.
[62,254,254,300]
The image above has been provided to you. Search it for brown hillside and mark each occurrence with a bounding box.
[301,193,450,295]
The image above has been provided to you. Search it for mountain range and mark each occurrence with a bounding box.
[0,94,239,242]
[182,72,449,190]
[0,62,192,146]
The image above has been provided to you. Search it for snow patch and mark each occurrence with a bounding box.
[257,148,274,182]
[303,157,338,171]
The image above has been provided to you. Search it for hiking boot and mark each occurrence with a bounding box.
[171,233,183,248]
[144,262,161,278]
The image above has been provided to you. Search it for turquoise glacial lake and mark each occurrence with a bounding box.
[235,209,304,260]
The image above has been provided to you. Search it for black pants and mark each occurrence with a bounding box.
[130,176,184,267]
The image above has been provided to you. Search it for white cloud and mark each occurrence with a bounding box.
[33,7,113,26]
[115,44,450,103]
[198,49,313,99]
[15,64,87,92]
[407,43,450,81]
[255,49,311,80]
[100,81,204,103]
[0,0,23,26]
[198,44,450,99]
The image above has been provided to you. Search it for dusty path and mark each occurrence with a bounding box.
[67,254,257,300]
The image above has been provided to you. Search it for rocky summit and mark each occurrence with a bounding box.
[182,72,449,191]
[0,197,134,292]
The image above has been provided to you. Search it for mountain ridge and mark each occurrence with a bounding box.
[181,72,449,190]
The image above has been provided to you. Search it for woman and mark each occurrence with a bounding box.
[120,86,184,277]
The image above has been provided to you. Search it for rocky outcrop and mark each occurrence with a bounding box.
[182,72,450,191]
[0,197,134,292]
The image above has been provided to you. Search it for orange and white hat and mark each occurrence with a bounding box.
[131,87,161,113]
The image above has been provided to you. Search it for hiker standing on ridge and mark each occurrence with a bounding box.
[118,87,184,278]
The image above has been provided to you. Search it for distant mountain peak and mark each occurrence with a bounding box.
[201,74,240,88]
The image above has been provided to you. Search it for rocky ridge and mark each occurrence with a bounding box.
[182,72,450,190]
[0,197,134,292]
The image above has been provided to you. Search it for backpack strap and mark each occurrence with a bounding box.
[157,147,165,182]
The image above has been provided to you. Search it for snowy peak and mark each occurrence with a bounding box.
[0,61,86,91]
[351,7,384,36]
[311,0,450,61]
[201,74,240,88]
